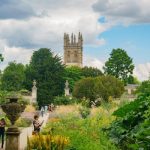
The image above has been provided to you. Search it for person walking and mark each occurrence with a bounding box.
[41,106,44,117]
[33,115,44,134]
[0,118,6,149]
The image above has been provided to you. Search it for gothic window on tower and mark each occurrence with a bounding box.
[73,51,78,62]
[67,51,71,62]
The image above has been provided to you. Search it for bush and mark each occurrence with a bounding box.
[15,117,32,127]
[94,75,124,102]
[53,96,77,105]
[136,80,150,96]
[73,77,96,101]
[108,93,150,150]
[73,75,124,103]
[79,106,90,119]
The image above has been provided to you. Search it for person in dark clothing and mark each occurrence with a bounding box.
[0,118,6,148]
[33,115,44,134]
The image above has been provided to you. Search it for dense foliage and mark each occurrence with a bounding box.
[81,66,103,77]
[64,66,83,92]
[136,80,150,96]
[94,76,124,101]
[1,62,25,91]
[73,75,124,102]
[73,77,96,101]
[64,66,103,92]
[53,96,78,105]
[108,81,150,150]
[24,48,65,106]
[42,105,118,150]
[104,48,134,84]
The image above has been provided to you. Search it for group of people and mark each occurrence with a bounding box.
[40,104,55,117]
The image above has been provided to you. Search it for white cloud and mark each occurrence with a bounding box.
[0,46,32,70]
[93,0,150,25]
[134,63,150,81]
[0,0,109,69]
[83,55,104,71]
[84,55,150,81]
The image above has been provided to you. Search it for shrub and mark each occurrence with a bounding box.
[136,80,150,96]
[27,134,69,150]
[15,117,32,127]
[94,75,124,102]
[108,94,150,149]
[53,96,77,105]
[79,106,90,119]
[73,75,124,102]
[73,77,96,101]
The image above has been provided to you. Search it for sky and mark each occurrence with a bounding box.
[0,0,150,81]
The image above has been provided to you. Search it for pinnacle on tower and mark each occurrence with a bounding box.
[71,33,73,44]
[74,35,76,43]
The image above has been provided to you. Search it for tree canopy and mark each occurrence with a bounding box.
[73,75,124,102]
[103,48,134,84]
[81,66,103,77]
[73,77,95,101]
[1,62,25,91]
[24,48,65,106]
[64,66,83,92]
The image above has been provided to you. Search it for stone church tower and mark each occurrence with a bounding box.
[64,32,83,67]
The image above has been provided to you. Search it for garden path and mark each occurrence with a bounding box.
[19,112,49,150]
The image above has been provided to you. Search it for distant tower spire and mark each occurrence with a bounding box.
[64,32,83,67]
[71,33,73,44]
[74,35,76,44]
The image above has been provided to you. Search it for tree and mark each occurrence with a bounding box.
[127,75,140,84]
[103,48,134,84]
[73,75,124,102]
[81,66,103,77]
[94,75,124,101]
[1,62,25,91]
[64,66,83,92]
[24,48,65,106]
[73,77,96,101]
[136,80,150,97]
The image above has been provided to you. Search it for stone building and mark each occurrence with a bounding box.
[64,32,83,67]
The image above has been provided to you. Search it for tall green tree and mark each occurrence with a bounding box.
[1,62,25,91]
[103,48,134,84]
[64,66,83,92]
[81,66,103,77]
[25,48,65,106]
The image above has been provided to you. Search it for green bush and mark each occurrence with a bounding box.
[53,96,77,105]
[73,75,124,103]
[108,93,150,150]
[79,106,90,119]
[136,80,150,96]
[15,117,32,127]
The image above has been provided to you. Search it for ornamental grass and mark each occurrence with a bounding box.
[27,134,69,150]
